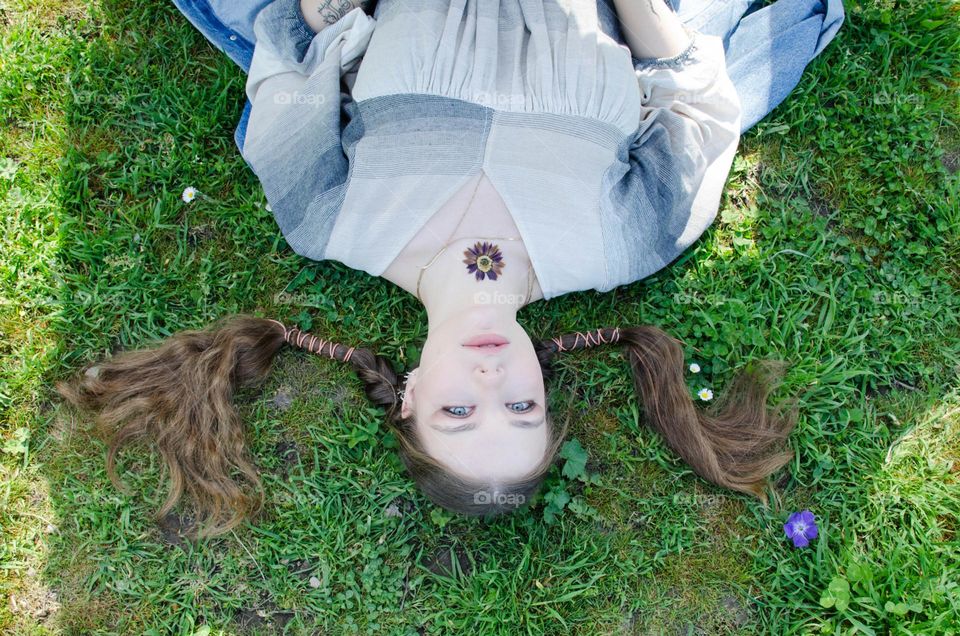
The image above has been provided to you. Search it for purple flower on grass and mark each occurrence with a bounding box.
[784,510,818,548]
[463,242,505,281]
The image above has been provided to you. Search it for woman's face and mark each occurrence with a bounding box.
[401,307,548,483]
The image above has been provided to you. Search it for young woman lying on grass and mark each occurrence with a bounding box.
[59,0,844,537]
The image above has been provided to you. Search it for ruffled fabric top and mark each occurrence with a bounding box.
[352,0,642,137]
[240,0,742,300]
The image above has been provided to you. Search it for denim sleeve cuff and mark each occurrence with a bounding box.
[632,26,699,70]
[255,0,318,63]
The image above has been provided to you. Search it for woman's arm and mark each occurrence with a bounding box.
[299,0,374,34]
[599,1,743,292]
[241,0,376,261]
[611,0,691,60]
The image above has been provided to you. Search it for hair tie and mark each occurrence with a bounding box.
[268,319,355,363]
[551,327,621,352]
[268,318,292,340]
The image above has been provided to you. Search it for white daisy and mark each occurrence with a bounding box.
[689,362,701,374]
[181,187,197,203]
[697,388,713,401]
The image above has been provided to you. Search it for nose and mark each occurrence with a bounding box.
[475,360,503,380]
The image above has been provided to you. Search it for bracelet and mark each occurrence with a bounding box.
[633,25,699,70]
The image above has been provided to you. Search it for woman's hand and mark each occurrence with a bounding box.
[299,0,375,34]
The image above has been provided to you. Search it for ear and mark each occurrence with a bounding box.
[400,368,419,420]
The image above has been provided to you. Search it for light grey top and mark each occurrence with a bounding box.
[242,0,742,300]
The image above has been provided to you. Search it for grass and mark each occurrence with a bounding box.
[1,0,958,633]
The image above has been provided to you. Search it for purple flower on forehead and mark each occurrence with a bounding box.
[462,241,505,281]
[783,510,818,548]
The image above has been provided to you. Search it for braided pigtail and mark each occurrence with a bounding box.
[536,326,797,504]
[58,315,388,538]
[273,321,405,420]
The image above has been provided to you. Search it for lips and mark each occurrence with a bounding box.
[462,333,510,348]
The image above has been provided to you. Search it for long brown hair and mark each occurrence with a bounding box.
[58,316,796,537]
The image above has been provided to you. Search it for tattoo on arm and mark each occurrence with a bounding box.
[316,0,373,26]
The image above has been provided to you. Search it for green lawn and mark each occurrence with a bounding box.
[1,0,958,633]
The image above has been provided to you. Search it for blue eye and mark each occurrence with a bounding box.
[442,402,536,418]
[510,401,535,413]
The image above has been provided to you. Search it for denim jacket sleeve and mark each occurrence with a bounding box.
[241,0,376,260]
[612,28,741,281]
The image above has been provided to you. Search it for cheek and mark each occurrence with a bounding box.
[420,337,464,374]
[417,356,465,399]
[519,355,545,389]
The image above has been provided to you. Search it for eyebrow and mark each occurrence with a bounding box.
[429,417,545,433]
